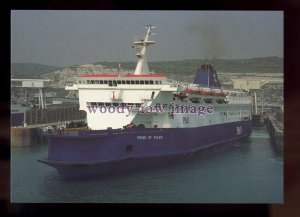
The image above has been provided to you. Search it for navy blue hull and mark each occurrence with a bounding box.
[39,120,252,179]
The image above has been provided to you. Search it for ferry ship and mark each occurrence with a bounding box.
[39,25,252,179]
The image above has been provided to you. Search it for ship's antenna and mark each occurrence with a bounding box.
[117,62,121,76]
[117,54,121,76]
[207,64,210,87]
[132,25,156,75]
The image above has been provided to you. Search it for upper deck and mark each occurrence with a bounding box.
[80,73,166,78]
[65,72,179,92]
[77,73,167,85]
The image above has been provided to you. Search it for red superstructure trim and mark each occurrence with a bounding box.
[79,74,166,78]
[183,89,210,95]
[183,89,226,97]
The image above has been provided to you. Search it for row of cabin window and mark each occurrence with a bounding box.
[80,80,162,85]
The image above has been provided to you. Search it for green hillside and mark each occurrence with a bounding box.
[11,63,62,78]
[96,56,283,76]
[11,56,282,80]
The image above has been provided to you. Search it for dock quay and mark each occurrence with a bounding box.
[11,105,86,147]
[266,114,283,153]
[11,127,45,147]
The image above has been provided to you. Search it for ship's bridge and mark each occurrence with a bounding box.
[65,73,178,92]
[65,73,178,130]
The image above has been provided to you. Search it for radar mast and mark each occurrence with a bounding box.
[132,25,155,75]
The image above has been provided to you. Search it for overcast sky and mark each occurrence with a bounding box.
[11,10,283,67]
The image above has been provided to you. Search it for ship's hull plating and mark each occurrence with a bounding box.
[39,120,252,179]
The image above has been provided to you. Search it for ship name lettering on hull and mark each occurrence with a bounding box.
[137,135,164,140]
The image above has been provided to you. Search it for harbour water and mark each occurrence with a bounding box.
[11,127,283,203]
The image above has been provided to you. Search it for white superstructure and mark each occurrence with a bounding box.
[66,26,252,130]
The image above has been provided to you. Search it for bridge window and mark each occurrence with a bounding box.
[87,80,91,84]
[140,80,144,84]
[136,80,140,84]
[155,80,159,84]
[113,103,119,106]
[94,80,99,84]
[104,80,108,84]
[98,102,104,106]
[117,80,121,84]
[122,80,126,84]
[131,80,135,84]
[112,80,117,86]
[145,80,149,84]
[100,80,103,84]
[126,80,130,84]
[149,80,154,84]
[151,92,155,99]
[168,112,174,119]
[183,116,189,124]
[105,103,111,106]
